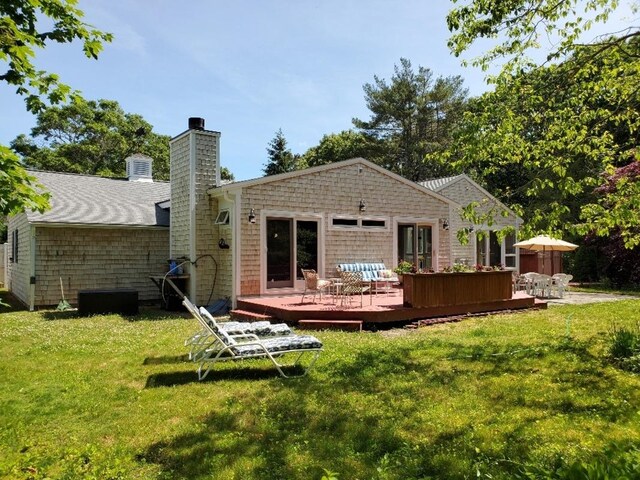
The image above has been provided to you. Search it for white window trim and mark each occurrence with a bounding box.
[259,210,325,294]
[328,214,389,231]
[361,216,390,231]
[329,214,360,230]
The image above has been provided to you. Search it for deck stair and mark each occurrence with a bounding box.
[297,319,363,332]
[230,309,276,322]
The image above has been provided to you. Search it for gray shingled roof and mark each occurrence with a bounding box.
[419,175,463,192]
[26,170,170,227]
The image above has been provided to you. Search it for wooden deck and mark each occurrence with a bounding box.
[236,288,540,327]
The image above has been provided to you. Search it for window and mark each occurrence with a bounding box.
[362,219,386,228]
[476,230,517,268]
[331,217,358,228]
[11,229,18,263]
[504,232,516,268]
[330,216,388,230]
[214,210,230,225]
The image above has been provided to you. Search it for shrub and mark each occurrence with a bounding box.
[608,323,640,372]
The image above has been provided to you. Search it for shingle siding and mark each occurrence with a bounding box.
[6,214,31,306]
[439,177,519,263]
[170,129,225,305]
[33,226,169,306]
[238,162,451,296]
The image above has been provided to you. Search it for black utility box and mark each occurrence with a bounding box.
[78,289,139,316]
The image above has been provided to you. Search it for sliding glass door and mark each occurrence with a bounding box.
[398,224,433,270]
[266,218,319,289]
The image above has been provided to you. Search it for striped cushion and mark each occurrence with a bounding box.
[206,320,237,346]
[231,335,323,356]
[338,262,388,280]
[220,321,292,337]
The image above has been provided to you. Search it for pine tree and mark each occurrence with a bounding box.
[263,129,297,176]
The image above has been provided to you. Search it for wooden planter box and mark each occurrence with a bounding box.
[403,271,513,308]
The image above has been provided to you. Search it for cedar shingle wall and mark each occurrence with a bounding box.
[239,163,451,295]
[171,130,227,305]
[170,134,191,259]
[33,227,169,306]
[440,177,518,262]
[6,213,31,306]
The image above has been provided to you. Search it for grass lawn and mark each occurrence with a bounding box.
[1,294,640,479]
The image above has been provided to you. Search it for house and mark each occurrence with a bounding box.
[5,155,170,309]
[420,175,521,270]
[5,118,520,309]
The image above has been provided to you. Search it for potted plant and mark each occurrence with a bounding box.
[393,260,414,284]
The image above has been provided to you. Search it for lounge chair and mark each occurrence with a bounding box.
[182,297,292,360]
[195,306,323,380]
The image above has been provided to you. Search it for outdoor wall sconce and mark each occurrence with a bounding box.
[248,208,256,224]
[218,238,230,249]
[468,225,475,232]
[359,199,366,213]
[441,219,449,230]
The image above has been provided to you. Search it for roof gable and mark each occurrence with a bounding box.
[421,174,520,220]
[210,158,457,206]
[25,170,170,227]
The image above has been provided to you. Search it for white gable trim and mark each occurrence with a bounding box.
[208,158,458,207]
[440,174,521,221]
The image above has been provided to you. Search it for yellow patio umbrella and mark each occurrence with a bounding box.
[513,235,578,272]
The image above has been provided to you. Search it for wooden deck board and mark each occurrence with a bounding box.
[237,290,538,326]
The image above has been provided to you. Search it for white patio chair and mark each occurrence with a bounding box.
[301,269,332,303]
[512,272,529,294]
[522,272,539,295]
[182,298,291,361]
[195,306,323,380]
[551,273,573,298]
[534,274,553,298]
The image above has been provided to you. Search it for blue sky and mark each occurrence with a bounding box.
[1,1,636,180]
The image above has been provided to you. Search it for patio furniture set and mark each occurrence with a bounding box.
[301,263,399,308]
[513,272,573,298]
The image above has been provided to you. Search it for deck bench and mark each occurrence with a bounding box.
[336,263,398,293]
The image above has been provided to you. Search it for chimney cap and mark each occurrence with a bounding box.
[188,117,205,130]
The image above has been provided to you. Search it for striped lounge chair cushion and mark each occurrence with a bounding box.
[231,335,323,356]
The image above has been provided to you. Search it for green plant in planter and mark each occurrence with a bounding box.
[394,261,414,275]
[453,263,474,272]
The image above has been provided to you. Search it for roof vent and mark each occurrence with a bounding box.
[125,154,153,182]
[188,117,205,130]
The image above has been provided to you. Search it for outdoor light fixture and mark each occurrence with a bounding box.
[469,225,475,232]
[248,208,256,224]
[359,199,366,213]
[442,219,449,230]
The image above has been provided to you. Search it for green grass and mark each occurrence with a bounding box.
[1,294,640,479]
[572,283,640,295]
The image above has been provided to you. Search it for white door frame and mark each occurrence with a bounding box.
[260,210,325,294]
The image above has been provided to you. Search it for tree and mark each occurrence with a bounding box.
[12,98,171,180]
[301,130,381,167]
[353,58,468,181]
[446,0,633,71]
[445,0,640,246]
[263,129,299,176]
[220,166,235,182]
[0,0,112,215]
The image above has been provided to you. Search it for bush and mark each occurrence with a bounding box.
[608,323,640,372]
